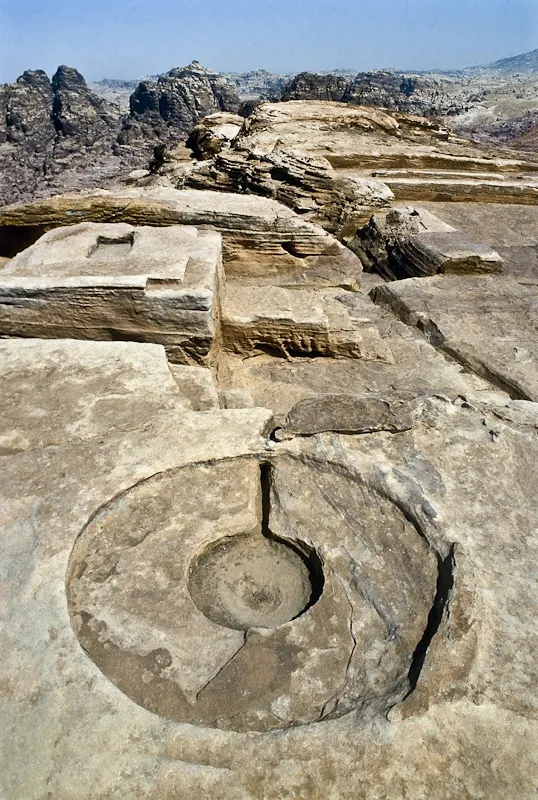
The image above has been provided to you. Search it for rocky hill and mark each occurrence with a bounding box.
[470,46,538,76]
[0,66,124,207]
[0,61,241,206]
[117,61,240,159]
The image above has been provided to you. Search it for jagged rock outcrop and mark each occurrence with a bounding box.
[342,72,430,115]
[352,206,503,280]
[279,70,472,119]
[148,103,400,236]
[0,66,124,206]
[118,61,241,157]
[186,112,244,159]
[51,66,120,154]
[0,61,243,207]
[281,72,349,102]
[1,69,55,146]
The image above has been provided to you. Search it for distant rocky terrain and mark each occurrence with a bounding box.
[0,61,240,206]
[2,49,538,208]
[466,46,538,76]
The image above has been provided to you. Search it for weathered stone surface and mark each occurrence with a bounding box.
[0,186,362,286]
[67,450,437,732]
[353,206,503,280]
[217,303,507,420]
[222,285,393,361]
[186,112,243,159]
[275,391,415,438]
[372,274,538,400]
[0,222,223,364]
[167,364,220,410]
[161,100,538,241]
[0,339,199,452]
[224,101,536,174]
[383,173,538,205]
[420,202,538,285]
[118,61,241,158]
[166,102,399,235]
[1,337,537,797]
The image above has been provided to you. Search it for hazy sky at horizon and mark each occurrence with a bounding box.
[0,0,536,83]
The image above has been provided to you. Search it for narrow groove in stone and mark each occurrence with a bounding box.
[406,544,455,693]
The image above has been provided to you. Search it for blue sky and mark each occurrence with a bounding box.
[0,0,536,83]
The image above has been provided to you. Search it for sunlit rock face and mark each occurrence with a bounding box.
[1,90,538,798]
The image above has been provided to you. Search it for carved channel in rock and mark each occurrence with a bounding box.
[66,454,440,732]
[188,463,324,631]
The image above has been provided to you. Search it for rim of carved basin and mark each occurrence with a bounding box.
[188,532,323,630]
[65,455,440,732]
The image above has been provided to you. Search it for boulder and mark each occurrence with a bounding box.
[353,206,503,279]
[186,112,244,159]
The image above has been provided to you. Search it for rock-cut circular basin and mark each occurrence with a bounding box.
[188,532,314,631]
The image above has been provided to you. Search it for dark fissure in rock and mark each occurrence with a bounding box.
[260,461,325,613]
[407,544,455,692]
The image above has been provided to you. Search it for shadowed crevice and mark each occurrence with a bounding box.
[406,544,455,693]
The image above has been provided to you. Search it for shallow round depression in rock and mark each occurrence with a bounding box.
[188,533,318,631]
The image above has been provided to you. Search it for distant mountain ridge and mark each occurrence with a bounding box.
[470,47,538,76]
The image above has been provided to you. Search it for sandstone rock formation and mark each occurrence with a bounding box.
[0,67,123,206]
[1,96,538,799]
[352,206,503,280]
[0,186,362,285]
[373,274,538,400]
[417,201,538,284]
[158,100,538,246]
[186,112,244,159]
[278,62,538,155]
[118,61,241,157]
[0,222,223,364]
[1,325,537,796]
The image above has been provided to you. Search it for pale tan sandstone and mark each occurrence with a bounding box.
[222,285,393,361]
[0,221,223,365]
[171,102,538,236]
[1,338,537,798]
[352,206,504,280]
[420,202,538,284]
[372,274,538,400]
[0,186,363,287]
[1,99,538,800]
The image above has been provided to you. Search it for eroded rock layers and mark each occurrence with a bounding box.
[0,97,537,800]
